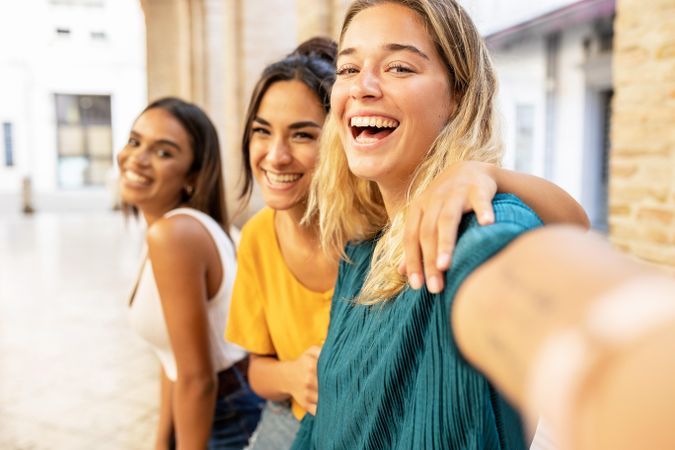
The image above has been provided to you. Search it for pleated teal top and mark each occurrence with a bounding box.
[291,194,542,450]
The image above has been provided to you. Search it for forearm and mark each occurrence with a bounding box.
[172,373,217,450]
[155,369,175,450]
[453,226,675,449]
[494,168,589,228]
[248,354,293,402]
[453,226,644,409]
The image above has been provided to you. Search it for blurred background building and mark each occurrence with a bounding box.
[0,0,146,213]
[1,0,671,267]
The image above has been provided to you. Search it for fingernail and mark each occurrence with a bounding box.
[409,273,423,290]
[427,275,442,293]
[481,212,494,224]
[436,253,451,270]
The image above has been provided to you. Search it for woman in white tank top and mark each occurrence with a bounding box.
[119,97,263,449]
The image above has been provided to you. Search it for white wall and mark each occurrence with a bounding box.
[492,39,548,175]
[490,19,611,226]
[460,0,579,35]
[0,0,146,212]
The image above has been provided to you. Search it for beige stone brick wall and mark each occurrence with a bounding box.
[610,0,675,269]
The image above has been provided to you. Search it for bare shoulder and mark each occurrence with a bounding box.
[146,214,213,263]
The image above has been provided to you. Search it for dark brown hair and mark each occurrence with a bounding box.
[238,37,338,206]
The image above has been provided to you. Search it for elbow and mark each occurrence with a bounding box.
[176,372,218,399]
[247,362,266,398]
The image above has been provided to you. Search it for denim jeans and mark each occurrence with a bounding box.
[168,368,264,450]
[246,401,301,450]
[208,371,265,450]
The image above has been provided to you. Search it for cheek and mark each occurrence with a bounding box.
[330,82,349,116]
[297,144,320,171]
[248,140,265,169]
[117,148,128,166]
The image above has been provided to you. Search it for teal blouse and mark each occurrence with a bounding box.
[292,194,542,450]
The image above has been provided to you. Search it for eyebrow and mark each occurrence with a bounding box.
[253,117,322,130]
[338,43,430,61]
[130,130,182,152]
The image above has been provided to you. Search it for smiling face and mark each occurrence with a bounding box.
[117,107,194,221]
[249,79,326,214]
[332,2,455,211]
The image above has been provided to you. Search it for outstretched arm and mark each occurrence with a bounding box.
[453,226,675,450]
[401,161,589,293]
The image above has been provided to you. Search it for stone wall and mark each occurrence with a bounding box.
[610,0,675,269]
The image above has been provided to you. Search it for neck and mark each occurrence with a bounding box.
[378,183,407,219]
[140,199,184,226]
[275,202,320,246]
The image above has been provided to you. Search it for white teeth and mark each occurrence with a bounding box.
[124,170,150,185]
[350,116,399,128]
[265,171,302,184]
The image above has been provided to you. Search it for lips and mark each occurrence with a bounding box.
[349,115,399,144]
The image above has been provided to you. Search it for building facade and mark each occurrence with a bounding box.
[1,0,670,269]
[0,0,146,212]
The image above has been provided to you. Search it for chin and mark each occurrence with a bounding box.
[347,160,382,183]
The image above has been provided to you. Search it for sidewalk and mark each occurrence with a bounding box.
[0,212,158,449]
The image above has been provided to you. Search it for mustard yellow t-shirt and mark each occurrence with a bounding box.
[226,207,333,420]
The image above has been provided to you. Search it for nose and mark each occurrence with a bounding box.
[349,66,382,100]
[119,145,149,171]
[265,137,293,167]
[127,146,150,167]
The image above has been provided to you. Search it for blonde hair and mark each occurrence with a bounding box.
[305,0,502,304]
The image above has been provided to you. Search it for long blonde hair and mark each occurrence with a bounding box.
[305,0,502,304]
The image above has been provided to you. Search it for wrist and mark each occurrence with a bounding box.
[526,275,675,449]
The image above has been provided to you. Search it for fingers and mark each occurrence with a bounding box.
[304,345,322,359]
[435,195,465,274]
[469,186,495,226]
[418,198,444,294]
[402,203,424,289]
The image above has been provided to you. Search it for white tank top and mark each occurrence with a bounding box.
[128,207,246,381]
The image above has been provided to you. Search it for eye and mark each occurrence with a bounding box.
[336,64,359,76]
[156,149,172,158]
[385,62,415,74]
[127,137,140,146]
[292,131,317,142]
[251,126,271,137]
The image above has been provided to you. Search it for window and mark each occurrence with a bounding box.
[55,94,112,188]
[3,122,14,167]
[514,104,535,173]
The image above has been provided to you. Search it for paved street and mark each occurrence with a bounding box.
[0,212,159,449]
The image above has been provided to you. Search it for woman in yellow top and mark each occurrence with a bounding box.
[226,37,589,449]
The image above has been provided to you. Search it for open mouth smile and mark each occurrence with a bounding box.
[350,115,399,144]
[264,170,303,185]
[123,169,152,186]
